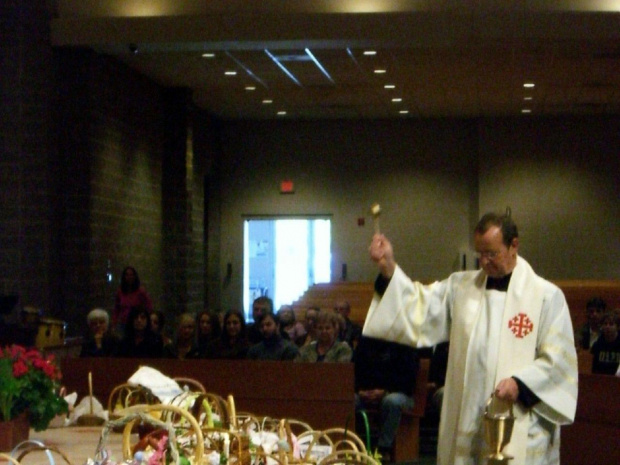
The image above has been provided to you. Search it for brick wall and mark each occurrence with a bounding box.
[1,3,209,336]
[55,53,209,334]
[0,0,55,315]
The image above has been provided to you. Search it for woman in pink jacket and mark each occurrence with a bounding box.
[112,266,153,337]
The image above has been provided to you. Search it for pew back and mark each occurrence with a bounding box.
[61,358,354,431]
[292,280,620,333]
[561,373,620,465]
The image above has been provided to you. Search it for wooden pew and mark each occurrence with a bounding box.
[291,281,374,326]
[292,280,620,337]
[552,279,620,329]
[561,373,620,465]
[392,358,430,462]
[61,358,354,431]
[356,357,430,462]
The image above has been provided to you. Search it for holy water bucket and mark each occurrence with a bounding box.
[483,394,515,463]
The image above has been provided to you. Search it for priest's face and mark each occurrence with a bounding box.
[474,225,518,278]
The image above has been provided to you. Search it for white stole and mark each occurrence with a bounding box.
[442,257,544,465]
[482,258,544,465]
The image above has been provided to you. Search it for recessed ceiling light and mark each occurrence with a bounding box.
[363,50,377,56]
[374,69,387,74]
[384,84,396,89]
[202,53,215,58]
[224,71,237,76]
[262,99,273,104]
[277,111,287,116]
[245,86,256,91]
[523,96,533,100]
[399,110,409,114]
[392,98,402,103]
[523,82,535,88]
[521,109,532,113]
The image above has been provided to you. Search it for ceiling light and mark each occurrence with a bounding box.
[399,110,409,114]
[202,53,215,58]
[523,82,535,88]
[245,86,256,91]
[262,99,273,104]
[392,98,402,103]
[384,84,395,89]
[523,96,533,100]
[224,71,237,76]
[363,50,377,56]
[277,111,287,116]
[374,69,387,74]
[521,109,532,114]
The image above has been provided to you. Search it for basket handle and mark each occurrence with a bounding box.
[14,445,72,465]
[99,403,204,465]
[11,440,57,465]
[0,453,21,465]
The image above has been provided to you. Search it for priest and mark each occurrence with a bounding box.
[363,211,578,465]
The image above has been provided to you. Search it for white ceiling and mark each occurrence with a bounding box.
[51,0,620,120]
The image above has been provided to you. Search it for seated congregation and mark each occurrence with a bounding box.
[8,264,616,465]
[76,294,433,461]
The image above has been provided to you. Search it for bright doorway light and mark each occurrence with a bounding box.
[243,217,331,322]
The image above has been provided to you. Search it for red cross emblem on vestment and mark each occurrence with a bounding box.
[508,312,534,338]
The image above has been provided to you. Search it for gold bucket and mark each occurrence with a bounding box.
[483,394,515,463]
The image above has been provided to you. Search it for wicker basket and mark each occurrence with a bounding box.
[201,427,251,465]
[94,404,204,465]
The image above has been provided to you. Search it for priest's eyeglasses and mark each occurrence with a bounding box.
[476,251,500,260]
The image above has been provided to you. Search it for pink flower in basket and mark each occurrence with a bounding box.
[147,434,169,465]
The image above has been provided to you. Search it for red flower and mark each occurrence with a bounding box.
[32,358,55,379]
[9,345,24,358]
[1,344,68,430]
[12,359,29,377]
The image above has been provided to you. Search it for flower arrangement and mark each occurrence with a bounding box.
[0,344,68,431]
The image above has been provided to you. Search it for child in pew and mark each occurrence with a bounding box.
[591,309,620,375]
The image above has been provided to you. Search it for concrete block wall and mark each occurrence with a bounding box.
[1,3,208,336]
[0,0,55,314]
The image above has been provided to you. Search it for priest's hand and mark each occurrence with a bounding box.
[369,234,396,279]
[494,377,519,403]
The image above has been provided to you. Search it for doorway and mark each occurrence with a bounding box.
[243,217,331,321]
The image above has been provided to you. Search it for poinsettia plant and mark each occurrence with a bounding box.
[0,344,68,431]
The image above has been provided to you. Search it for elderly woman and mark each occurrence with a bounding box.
[295,311,352,363]
[80,308,119,357]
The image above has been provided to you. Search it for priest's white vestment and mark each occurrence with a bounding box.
[363,257,578,465]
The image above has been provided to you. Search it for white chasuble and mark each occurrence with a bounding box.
[363,257,578,465]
